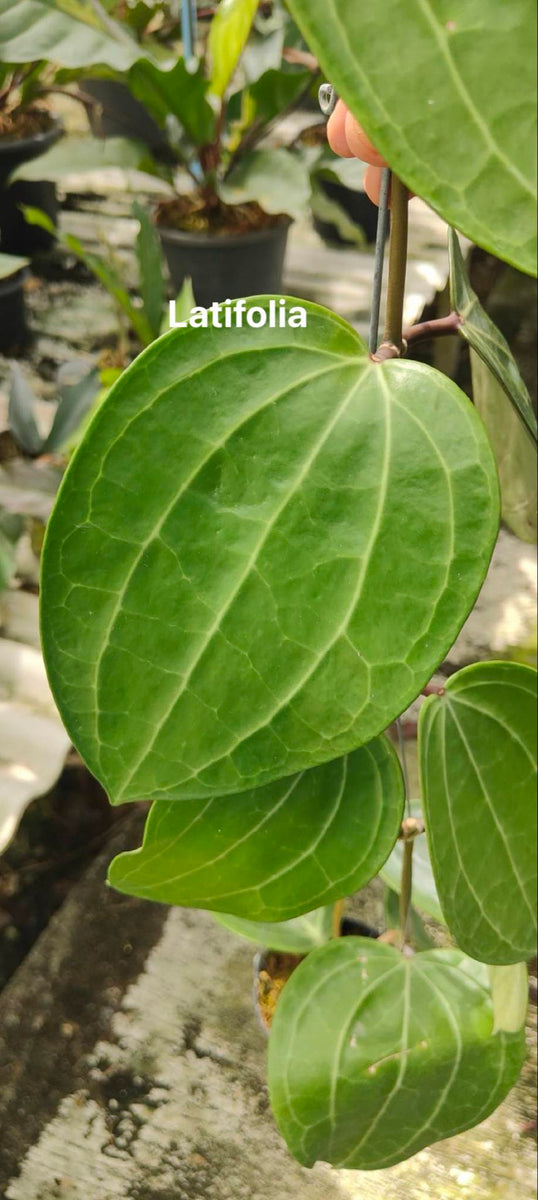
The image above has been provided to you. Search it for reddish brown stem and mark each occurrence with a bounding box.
[404,311,462,345]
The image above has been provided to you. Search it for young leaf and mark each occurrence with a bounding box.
[41,300,499,805]
[8,365,43,457]
[470,351,537,544]
[44,369,101,455]
[380,799,443,922]
[286,0,537,276]
[208,0,259,97]
[449,230,537,444]
[108,738,404,919]
[214,907,333,954]
[488,963,528,1034]
[268,939,526,1170]
[218,148,310,221]
[132,201,166,342]
[419,661,537,965]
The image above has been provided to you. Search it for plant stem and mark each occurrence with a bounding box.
[404,311,462,345]
[383,174,408,353]
[331,898,344,939]
[399,839,414,949]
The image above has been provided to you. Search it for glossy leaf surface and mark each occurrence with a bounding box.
[109,738,403,919]
[286,0,537,275]
[214,906,333,953]
[268,938,525,1169]
[41,300,499,804]
[449,230,537,443]
[470,351,537,544]
[420,662,537,964]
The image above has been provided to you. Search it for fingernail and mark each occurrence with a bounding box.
[318,84,338,117]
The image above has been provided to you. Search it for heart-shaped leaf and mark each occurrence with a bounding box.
[108,738,404,919]
[286,0,537,276]
[419,662,537,964]
[380,799,443,922]
[214,906,333,953]
[268,938,526,1170]
[449,230,537,444]
[41,300,499,804]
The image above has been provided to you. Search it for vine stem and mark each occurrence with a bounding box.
[399,840,414,948]
[382,175,409,353]
[332,898,344,939]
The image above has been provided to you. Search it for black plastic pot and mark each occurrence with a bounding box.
[159,220,291,308]
[84,79,173,161]
[0,269,29,354]
[0,118,62,254]
[315,178,388,246]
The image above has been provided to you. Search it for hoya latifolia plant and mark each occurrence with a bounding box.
[39,0,536,1175]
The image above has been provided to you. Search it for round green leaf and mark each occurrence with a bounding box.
[419,662,537,964]
[286,0,537,276]
[108,738,404,919]
[268,938,526,1170]
[214,907,333,954]
[41,300,499,804]
[380,799,444,922]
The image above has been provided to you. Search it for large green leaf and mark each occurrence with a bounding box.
[218,148,310,220]
[208,0,259,97]
[214,906,333,953]
[108,738,404,918]
[41,300,499,805]
[128,59,216,148]
[419,662,537,965]
[285,0,537,276]
[268,938,526,1170]
[0,0,141,70]
[470,351,537,544]
[449,230,537,444]
[380,800,443,922]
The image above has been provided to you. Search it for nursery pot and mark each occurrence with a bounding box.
[0,118,62,254]
[253,918,379,1034]
[315,178,387,247]
[0,269,29,354]
[158,220,291,308]
[84,79,173,161]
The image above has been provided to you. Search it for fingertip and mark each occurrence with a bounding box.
[327,100,355,158]
[364,164,383,206]
[345,114,387,167]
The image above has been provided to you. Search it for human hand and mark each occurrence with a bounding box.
[327,99,411,205]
